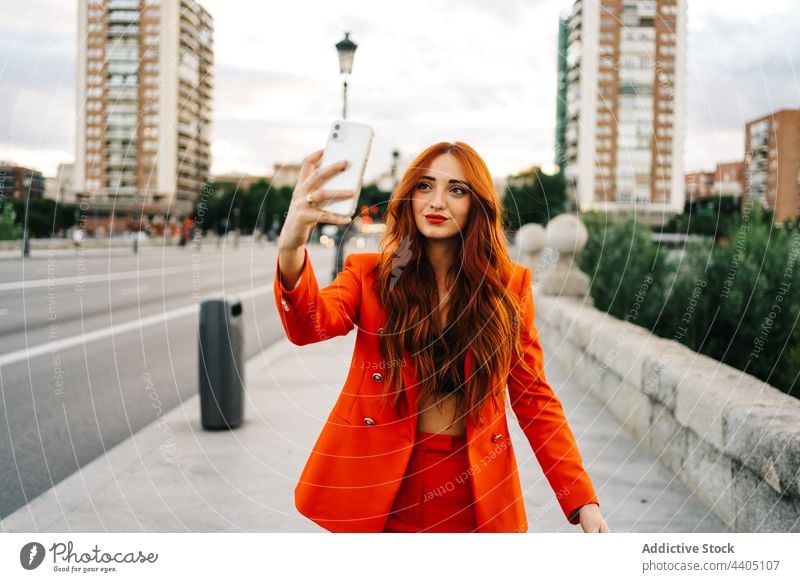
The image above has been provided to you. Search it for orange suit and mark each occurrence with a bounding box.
[274,248,599,532]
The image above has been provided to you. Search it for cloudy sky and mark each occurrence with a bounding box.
[1,0,799,182]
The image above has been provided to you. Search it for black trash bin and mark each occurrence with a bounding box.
[198,297,244,429]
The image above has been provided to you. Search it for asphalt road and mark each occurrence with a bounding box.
[0,240,343,518]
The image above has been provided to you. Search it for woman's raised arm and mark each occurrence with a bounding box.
[274,248,362,345]
[274,149,363,345]
[277,148,355,285]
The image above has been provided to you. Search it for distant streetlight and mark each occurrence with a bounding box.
[332,32,358,280]
[233,206,240,249]
[391,149,400,190]
[22,184,31,258]
[133,212,140,254]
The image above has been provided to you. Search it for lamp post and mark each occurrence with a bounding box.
[391,149,400,190]
[336,32,357,119]
[22,185,31,258]
[331,32,358,280]
[233,206,240,249]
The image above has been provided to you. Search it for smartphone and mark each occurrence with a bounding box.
[317,120,374,216]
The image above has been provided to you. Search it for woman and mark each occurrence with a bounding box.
[275,142,609,533]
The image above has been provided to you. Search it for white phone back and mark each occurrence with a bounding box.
[318,120,374,216]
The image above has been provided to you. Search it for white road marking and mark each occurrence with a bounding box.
[0,265,195,292]
[0,284,274,368]
[118,285,150,297]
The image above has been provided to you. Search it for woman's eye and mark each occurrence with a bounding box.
[451,186,467,195]
[417,182,431,191]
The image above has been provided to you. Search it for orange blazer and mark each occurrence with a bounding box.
[274,248,599,532]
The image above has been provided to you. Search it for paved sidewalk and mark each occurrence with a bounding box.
[1,330,728,533]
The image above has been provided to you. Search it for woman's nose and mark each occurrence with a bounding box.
[431,187,446,208]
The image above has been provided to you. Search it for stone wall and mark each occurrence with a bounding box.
[535,294,800,532]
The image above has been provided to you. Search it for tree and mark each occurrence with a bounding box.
[0,203,23,240]
[663,195,743,241]
[576,212,670,327]
[10,198,61,238]
[502,169,567,231]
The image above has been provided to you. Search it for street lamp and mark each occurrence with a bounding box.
[22,185,31,258]
[16,168,37,258]
[336,32,357,119]
[332,32,358,279]
[233,206,240,249]
[391,149,400,190]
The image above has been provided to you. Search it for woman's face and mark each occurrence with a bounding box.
[411,153,472,241]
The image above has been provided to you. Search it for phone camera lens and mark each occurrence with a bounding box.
[332,132,338,138]
[334,124,341,130]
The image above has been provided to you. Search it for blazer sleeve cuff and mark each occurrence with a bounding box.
[276,247,310,295]
[567,499,600,525]
[274,247,318,330]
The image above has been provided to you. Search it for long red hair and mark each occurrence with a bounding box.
[374,142,534,426]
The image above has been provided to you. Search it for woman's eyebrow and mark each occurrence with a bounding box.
[420,175,469,186]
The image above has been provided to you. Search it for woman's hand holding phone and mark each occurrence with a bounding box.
[278,149,356,250]
[277,149,356,288]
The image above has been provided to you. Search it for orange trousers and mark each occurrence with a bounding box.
[383,430,477,532]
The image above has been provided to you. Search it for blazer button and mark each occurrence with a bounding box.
[491,433,503,442]
[363,417,375,426]
[372,372,383,382]
[280,299,290,312]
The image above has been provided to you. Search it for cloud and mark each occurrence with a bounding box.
[684,2,800,168]
[1,0,799,182]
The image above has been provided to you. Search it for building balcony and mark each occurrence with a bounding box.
[108,11,139,25]
[180,6,200,27]
[108,0,139,9]
[105,187,138,198]
[105,131,138,142]
[106,157,136,169]
[106,90,138,103]
[177,177,199,191]
[179,31,200,52]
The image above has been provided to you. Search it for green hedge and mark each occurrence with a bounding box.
[575,209,800,398]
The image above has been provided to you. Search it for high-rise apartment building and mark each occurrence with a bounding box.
[562,0,687,223]
[75,0,213,219]
[744,109,800,223]
[555,15,570,173]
